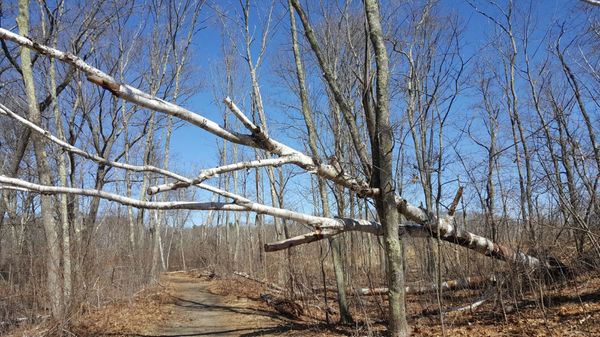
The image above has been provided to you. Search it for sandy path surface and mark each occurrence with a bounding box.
[150,274,288,336]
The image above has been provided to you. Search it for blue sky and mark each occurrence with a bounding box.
[151,0,588,224]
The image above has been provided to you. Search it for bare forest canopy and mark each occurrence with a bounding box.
[0,0,599,336]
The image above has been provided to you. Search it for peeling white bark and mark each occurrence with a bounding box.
[0,176,245,211]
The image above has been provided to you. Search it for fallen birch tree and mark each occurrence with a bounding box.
[0,27,546,271]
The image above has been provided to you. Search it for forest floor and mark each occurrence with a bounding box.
[8,269,600,336]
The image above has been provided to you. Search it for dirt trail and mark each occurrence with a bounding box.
[151,273,288,336]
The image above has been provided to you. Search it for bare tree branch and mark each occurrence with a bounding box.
[147,156,301,195]
[0,175,246,211]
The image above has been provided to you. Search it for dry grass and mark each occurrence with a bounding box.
[69,284,173,337]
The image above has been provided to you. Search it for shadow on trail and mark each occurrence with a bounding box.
[94,322,349,337]
[539,289,600,307]
[91,328,263,336]
[172,296,292,321]
[238,322,349,336]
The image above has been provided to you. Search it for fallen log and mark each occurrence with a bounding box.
[422,292,492,316]
[259,293,304,318]
[233,271,284,292]
[357,275,496,296]
[444,295,490,313]
[0,314,49,327]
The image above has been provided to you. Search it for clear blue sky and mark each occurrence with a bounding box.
[164,0,586,224]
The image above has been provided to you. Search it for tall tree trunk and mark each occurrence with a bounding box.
[288,1,352,322]
[505,4,535,242]
[364,0,408,335]
[49,45,71,316]
[17,0,63,318]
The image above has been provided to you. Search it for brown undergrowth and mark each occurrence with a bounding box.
[7,270,600,336]
[191,269,600,336]
[68,284,173,337]
[410,274,600,337]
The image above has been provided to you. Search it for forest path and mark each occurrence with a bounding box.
[150,273,288,337]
